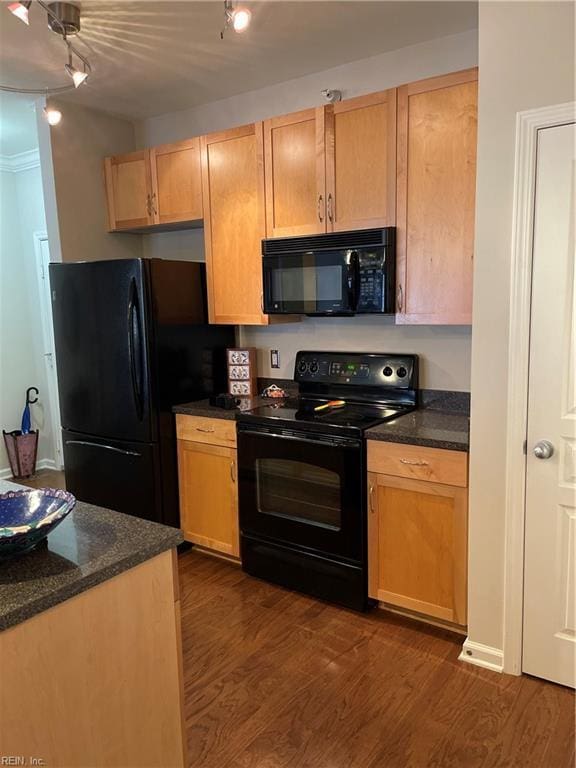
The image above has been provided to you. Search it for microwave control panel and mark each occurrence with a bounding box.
[357,251,385,312]
[295,352,418,390]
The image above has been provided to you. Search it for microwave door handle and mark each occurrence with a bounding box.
[347,251,360,311]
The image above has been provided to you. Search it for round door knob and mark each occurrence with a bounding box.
[533,440,554,459]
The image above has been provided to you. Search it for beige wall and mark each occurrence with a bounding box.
[137,30,478,392]
[49,100,142,263]
[468,0,575,653]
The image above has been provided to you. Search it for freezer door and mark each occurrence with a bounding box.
[62,430,162,522]
[50,260,153,442]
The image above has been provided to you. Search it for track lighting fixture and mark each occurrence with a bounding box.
[1,1,92,97]
[221,0,251,38]
[64,46,89,88]
[7,1,32,25]
[44,106,62,126]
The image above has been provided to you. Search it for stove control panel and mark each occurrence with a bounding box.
[294,351,418,390]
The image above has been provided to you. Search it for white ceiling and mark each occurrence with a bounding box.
[0,1,478,122]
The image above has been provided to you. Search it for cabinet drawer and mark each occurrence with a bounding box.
[176,414,236,448]
[367,441,468,488]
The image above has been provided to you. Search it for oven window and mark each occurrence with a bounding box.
[256,458,341,530]
[272,265,342,303]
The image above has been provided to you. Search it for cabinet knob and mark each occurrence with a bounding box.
[369,482,375,513]
[327,193,333,223]
[317,194,324,223]
[230,460,237,482]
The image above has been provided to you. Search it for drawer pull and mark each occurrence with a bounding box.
[399,458,429,467]
[196,427,215,433]
[230,460,236,483]
[369,482,375,513]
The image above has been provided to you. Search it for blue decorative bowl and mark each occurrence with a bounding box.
[0,488,76,558]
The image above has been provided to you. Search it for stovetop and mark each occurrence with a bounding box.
[237,351,419,438]
[239,396,414,435]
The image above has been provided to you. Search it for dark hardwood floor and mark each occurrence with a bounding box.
[178,550,575,768]
[16,469,66,490]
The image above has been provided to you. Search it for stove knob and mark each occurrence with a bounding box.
[309,361,319,375]
[383,366,393,377]
[397,366,407,378]
[297,360,309,375]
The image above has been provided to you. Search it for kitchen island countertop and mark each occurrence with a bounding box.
[0,482,183,631]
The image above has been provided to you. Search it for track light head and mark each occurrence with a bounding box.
[64,62,88,88]
[44,106,62,126]
[232,7,251,32]
[321,89,342,104]
[7,1,31,25]
[221,1,251,38]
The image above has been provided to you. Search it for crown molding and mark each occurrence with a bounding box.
[0,148,40,173]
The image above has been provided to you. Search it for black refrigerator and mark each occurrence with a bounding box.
[49,258,235,527]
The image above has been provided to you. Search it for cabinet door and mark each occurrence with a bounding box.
[201,124,268,325]
[177,440,239,557]
[264,108,326,237]
[104,150,153,231]
[325,90,396,232]
[368,472,467,625]
[150,138,202,225]
[396,68,477,324]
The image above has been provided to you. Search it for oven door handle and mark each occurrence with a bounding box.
[238,429,360,450]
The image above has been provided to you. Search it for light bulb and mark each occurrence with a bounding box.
[65,63,89,88]
[44,107,62,126]
[7,1,31,25]
[232,7,251,32]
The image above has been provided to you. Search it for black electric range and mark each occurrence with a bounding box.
[237,351,418,611]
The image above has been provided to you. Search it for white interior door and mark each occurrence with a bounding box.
[34,234,64,470]
[523,122,576,687]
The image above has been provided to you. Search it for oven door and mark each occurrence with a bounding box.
[262,250,357,315]
[237,425,364,562]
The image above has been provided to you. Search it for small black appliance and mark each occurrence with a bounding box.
[262,228,395,316]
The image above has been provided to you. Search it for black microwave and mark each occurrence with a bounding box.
[262,228,395,316]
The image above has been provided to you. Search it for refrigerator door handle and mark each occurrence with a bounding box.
[65,439,141,457]
[128,278,144,421]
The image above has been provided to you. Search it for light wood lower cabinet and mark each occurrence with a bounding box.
[176,414,239,557]
[0,551,187,767]
[367,441,468,626]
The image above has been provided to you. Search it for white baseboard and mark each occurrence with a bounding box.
[0,459,61,481]
[459,638,504,673]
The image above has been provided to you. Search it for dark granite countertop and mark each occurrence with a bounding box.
[173,391,469,452]
[0,486,183,631]
[366,409,469,452]
[173,396,275,419]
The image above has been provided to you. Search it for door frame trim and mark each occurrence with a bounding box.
[503,102,575,675]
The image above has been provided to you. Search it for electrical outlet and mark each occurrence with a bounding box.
[270,349,280,369]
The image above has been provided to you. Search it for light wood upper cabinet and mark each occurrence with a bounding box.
[396,68,478,325]
[149,138,202,225]
[104,150,153,231]
[201,123,270,325]
[264,108,327,237]
[325,89,396,232]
